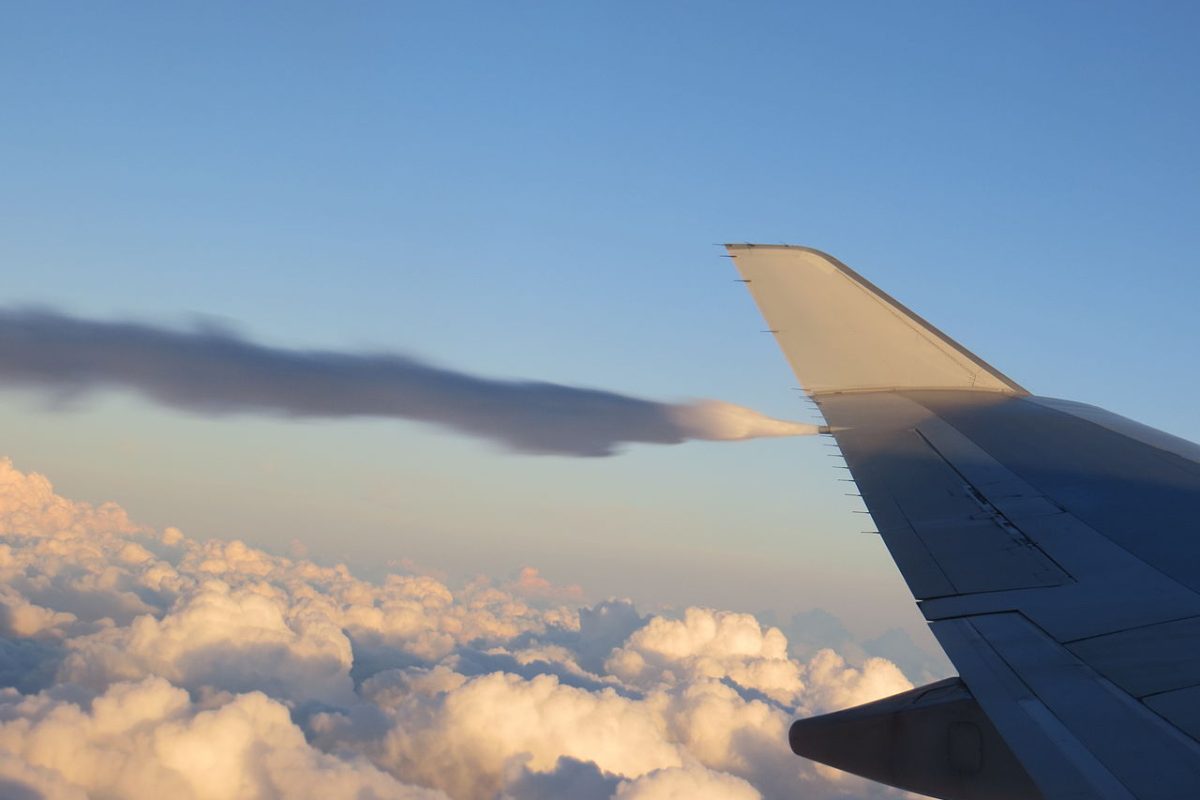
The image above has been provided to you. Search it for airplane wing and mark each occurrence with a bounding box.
[728,244,1200,800]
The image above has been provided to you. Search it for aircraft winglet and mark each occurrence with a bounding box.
[726,244,1025,396]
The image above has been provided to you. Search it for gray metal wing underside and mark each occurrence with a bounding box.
[820,390,1200,799]
[726,244,1200,799]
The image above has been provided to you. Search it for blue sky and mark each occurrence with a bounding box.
[3,2,1199,652]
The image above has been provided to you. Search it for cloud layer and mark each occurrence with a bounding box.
[0,310,819,456]
[0,458,912,799]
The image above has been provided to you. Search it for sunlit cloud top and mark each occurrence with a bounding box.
[0,457,911,799]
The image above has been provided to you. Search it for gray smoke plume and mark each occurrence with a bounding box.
[0,309,821,456]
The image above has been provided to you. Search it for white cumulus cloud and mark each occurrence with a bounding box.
[614,765,762,800]
[0,458,916,799]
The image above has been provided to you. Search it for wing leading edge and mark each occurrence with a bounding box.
[729,244,1200,800]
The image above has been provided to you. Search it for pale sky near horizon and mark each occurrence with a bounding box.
[3,1,1200,658]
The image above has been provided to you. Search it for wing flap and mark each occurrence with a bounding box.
[935,613,1200,799]
[1067,617,1200,698]
[932,617,1137,800]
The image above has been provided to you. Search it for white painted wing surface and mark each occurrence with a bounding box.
[729,244,1200,799]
